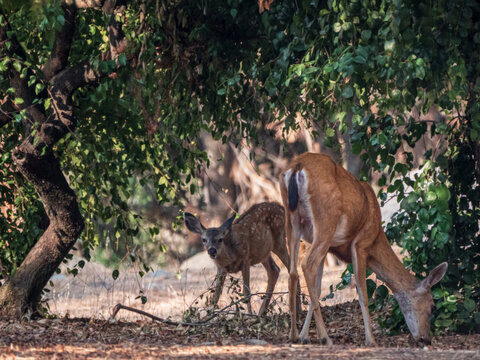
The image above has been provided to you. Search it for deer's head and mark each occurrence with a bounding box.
[395,262,448,345]
[184,212,236,259]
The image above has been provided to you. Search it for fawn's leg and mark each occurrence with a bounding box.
[258,256,280,316]
[242,263,253,314]
[212,267,226,306]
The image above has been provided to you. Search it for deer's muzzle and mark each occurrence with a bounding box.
[207,247,217,258]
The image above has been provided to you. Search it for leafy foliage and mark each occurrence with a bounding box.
[1,0,479,333]
[276,0,480,333]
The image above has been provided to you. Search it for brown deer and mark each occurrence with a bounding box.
[184,202,298,316]
[280,152,447,346]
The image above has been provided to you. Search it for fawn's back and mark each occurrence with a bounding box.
[231,202,285,265]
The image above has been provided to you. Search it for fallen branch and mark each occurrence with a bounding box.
[111,291,288,327]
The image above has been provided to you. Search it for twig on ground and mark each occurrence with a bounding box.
[111,291,288,327]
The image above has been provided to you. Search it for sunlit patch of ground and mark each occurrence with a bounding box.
[1,256,476,359]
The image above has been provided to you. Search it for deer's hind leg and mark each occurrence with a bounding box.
[300,214,340,346]
[258,255,280,316]
[298,258,324,343]
[286,214,301,342]
[274,242,302,319]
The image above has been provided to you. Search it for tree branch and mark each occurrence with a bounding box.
[0,97,15,129]
[42,4,77,81]
[110,291,288,326]
[0,12,47,129]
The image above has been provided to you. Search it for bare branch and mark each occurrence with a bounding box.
[106,10,127,59]
[0,98,15,129]
[49,5,130,95]
[42,4,77,81]
[0,12,47,128]
[110,291,288,326]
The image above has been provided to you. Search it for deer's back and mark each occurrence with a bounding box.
[282,153,382,263]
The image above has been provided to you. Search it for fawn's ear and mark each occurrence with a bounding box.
[184,212,204,234]
[420,262,448,290]
[218,213,236,234]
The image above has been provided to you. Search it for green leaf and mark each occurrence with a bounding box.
[35,83,44,95]
[217,88,226,95]
[474,313,480,324]
[366,279,377,298]
[230,9,237,19]
[361,30,371,40]
[415,66,425,80]
[325,127,335,137]
[14,97,24,105]
[44,98,51,110]
[353,55,366,64]
[384,40,395,52]
[464,298,476,313]
[57,14,65,26]
[13,61,21,73]
[118,53,127,66]
[341,86,354,98]
[375,284,389,300]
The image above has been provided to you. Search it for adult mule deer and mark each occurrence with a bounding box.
[184,202,298,316]
[280,153,447,346]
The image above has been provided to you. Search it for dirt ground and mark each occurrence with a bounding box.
[1,255,479,359]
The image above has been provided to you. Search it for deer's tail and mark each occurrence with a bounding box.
[288,170,299,212]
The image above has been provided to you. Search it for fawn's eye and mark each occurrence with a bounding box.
[202,238,206,243]
[218,238,223,243]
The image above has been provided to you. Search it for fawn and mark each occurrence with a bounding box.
[184,202,298,316]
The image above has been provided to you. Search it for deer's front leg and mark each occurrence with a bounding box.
[352,242,376,346]
[212,267,226,306]
[241,263,253,314]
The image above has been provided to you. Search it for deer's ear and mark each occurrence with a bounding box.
[420,262,448,290]
[219,213,236,233]
[184,212,204,234]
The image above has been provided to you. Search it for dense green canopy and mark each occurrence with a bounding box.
[0,0,479,332]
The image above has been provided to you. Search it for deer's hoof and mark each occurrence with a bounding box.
[321,337,333,346]
[297,338,309,345]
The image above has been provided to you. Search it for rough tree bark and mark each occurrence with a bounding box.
[0,1,128,319]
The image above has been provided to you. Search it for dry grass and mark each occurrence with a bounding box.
[46,254,356,322]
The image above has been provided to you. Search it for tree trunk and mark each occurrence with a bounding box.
[0,150,84,319]
[0,2,127,319]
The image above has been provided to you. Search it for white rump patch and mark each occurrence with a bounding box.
[284,168,292,189]
[297,170,308,198]
[290,169,314,243]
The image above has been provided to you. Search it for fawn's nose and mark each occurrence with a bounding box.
[207,247,217,258]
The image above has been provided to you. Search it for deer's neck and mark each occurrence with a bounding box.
[367,231,419,294]
[216,235,247,273]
